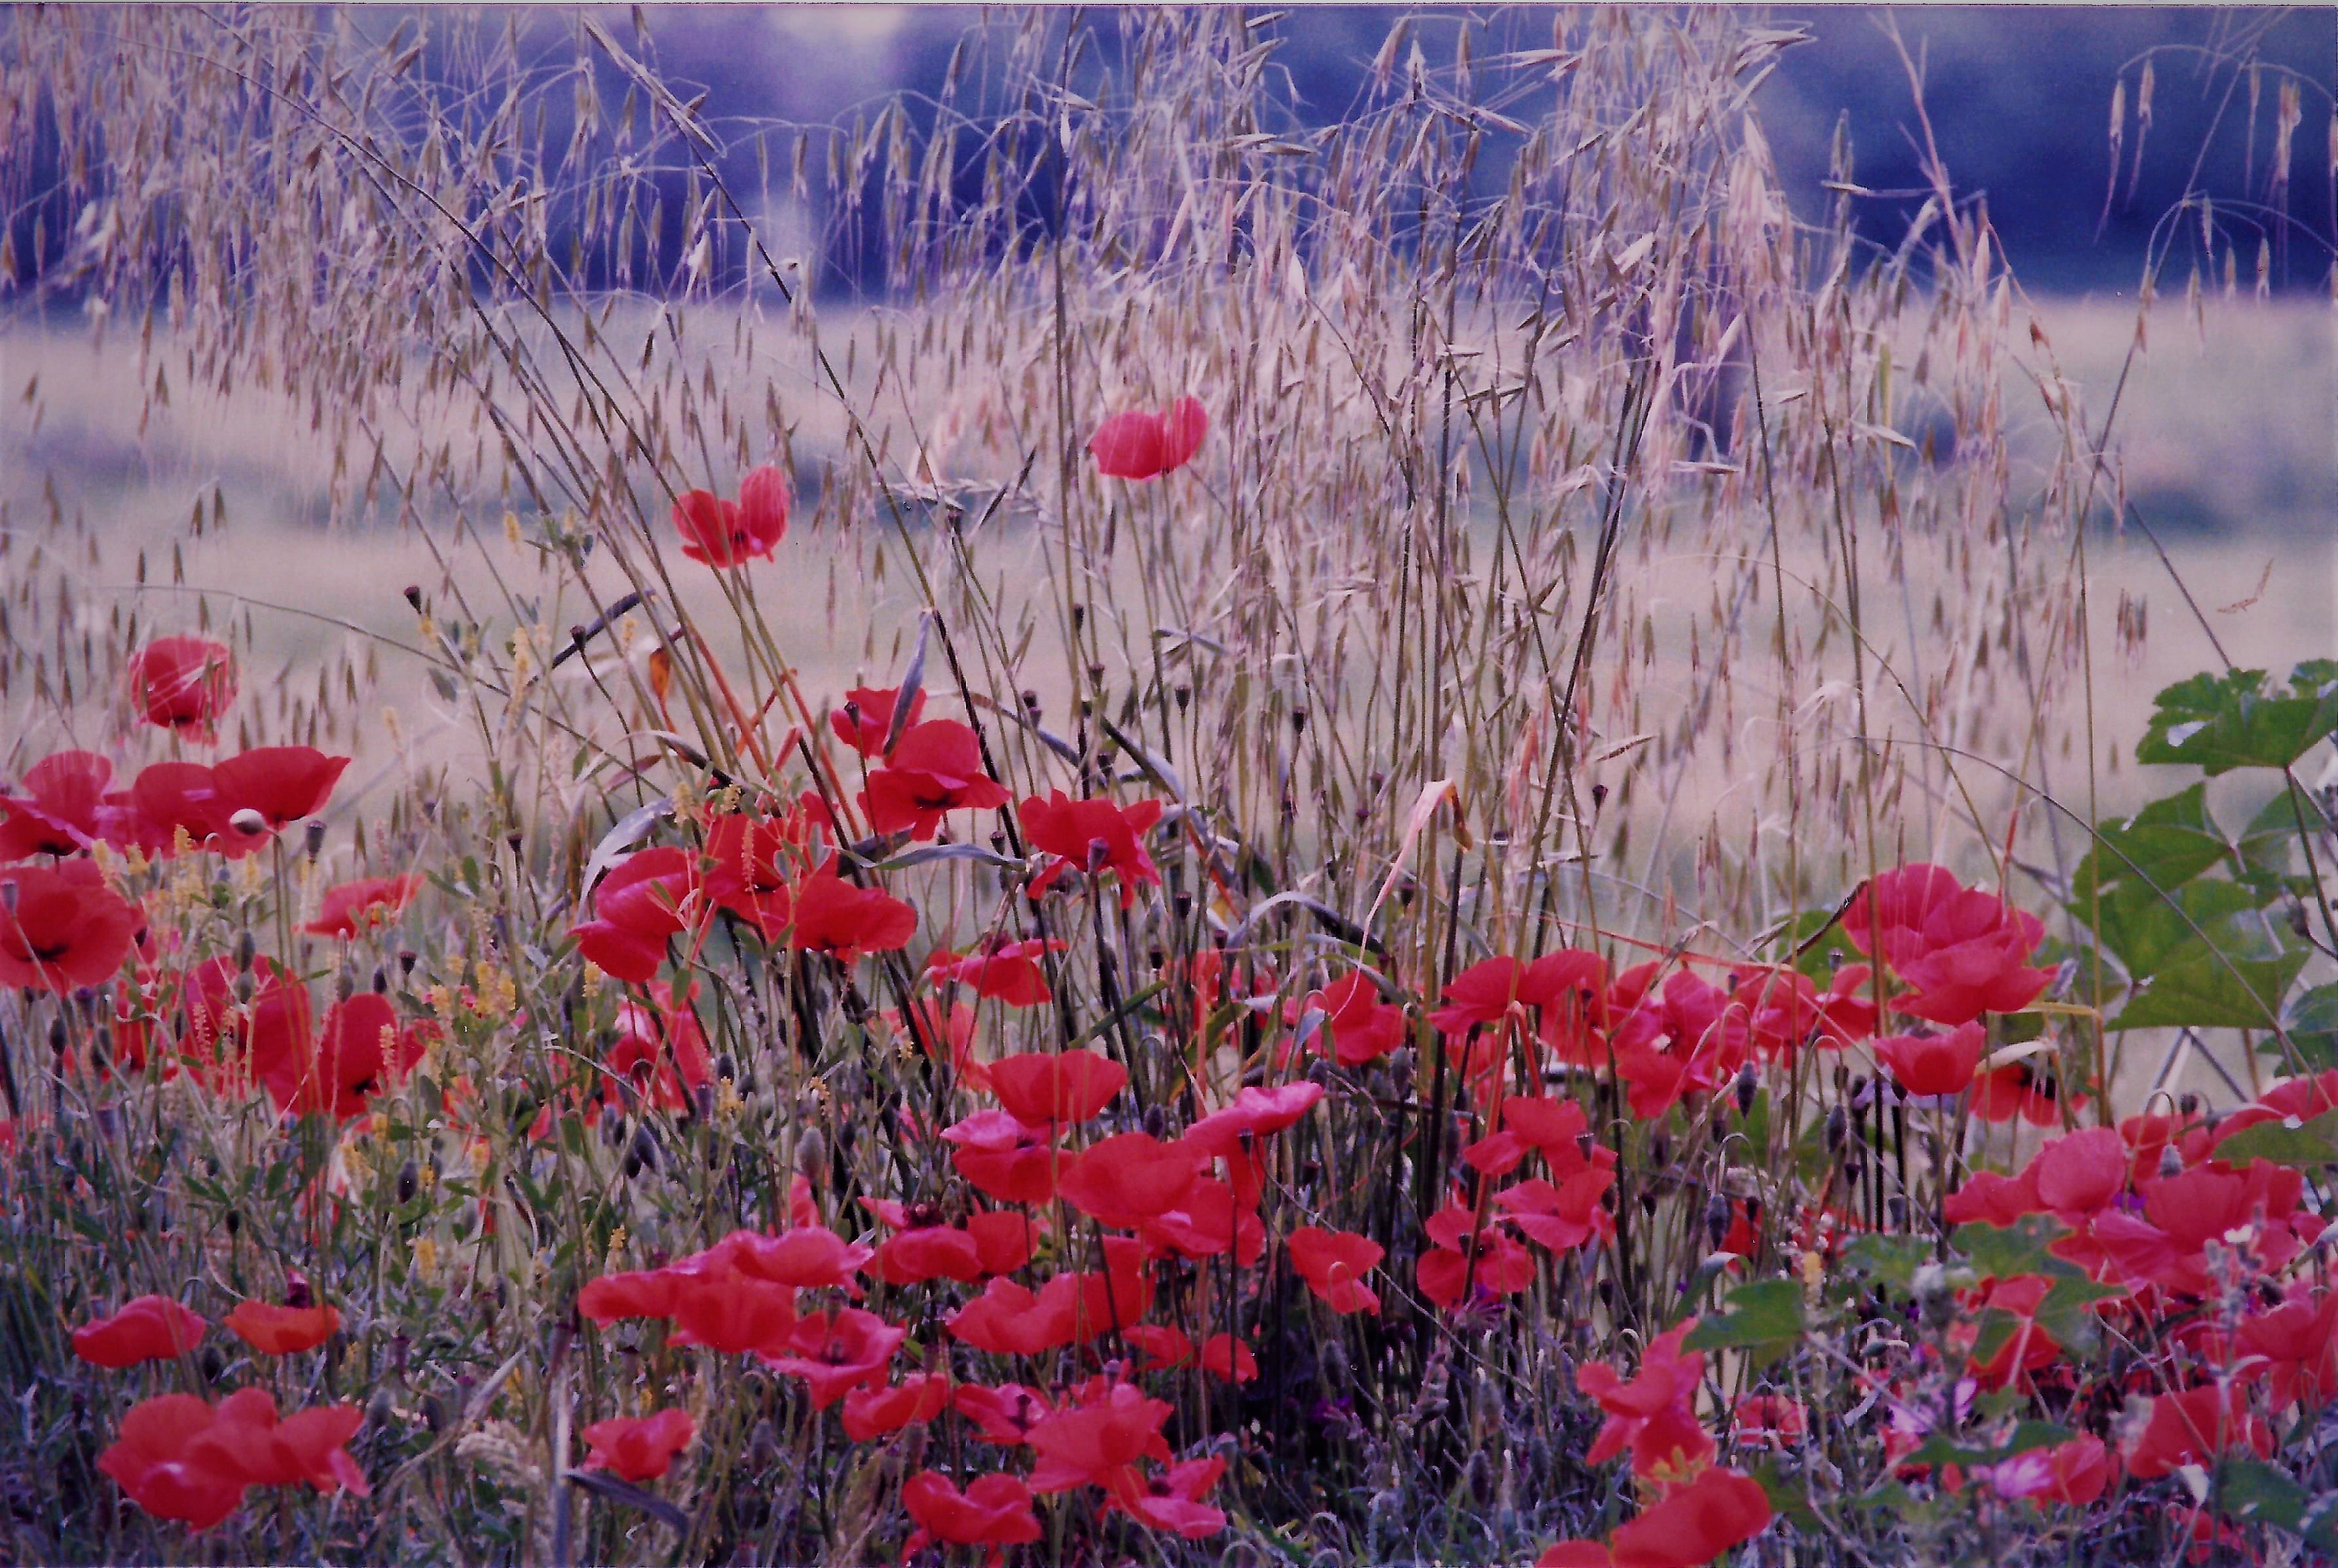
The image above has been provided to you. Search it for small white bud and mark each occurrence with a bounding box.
[229,808,268,836]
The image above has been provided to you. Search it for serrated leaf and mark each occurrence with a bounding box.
[2069,783,2227,909]
[1684,1278,1804,1366]
[2212,1108,2338,1168]
[1952,1216,2083,1282]
[2138,662,2338,775]
[2212,1455,2338,1550]
[2278,983,2338,1070]
[2107,901,2306,1032]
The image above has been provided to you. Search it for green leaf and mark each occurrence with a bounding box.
[2090,876,2265,983]
[2069,783,2227,909]
[1684,1278,1805,1366]
[1746,1459,1825,1532]
[1840,1233,1933,1292]
[2212,1108,2338,1168]
[2212,1456,2338,1551]
[2137,662,2338,776]
[2280,982,2338,1071]
[2033,1276,2125,1356]
[1952,1216,2083,1282]
[2107,899,2307,1032]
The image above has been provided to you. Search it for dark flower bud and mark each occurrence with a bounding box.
[1706,1193,1732,1248]
[1734,1064,1759,1116]
[397,1160,419,1204]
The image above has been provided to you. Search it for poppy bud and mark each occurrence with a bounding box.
[796,1127,827,1180]
[200,1347,225,1381]
[367,1387,396,1430]
[229,806,267,836]
[2178,1092,2201,1117]
[1705,1193,1732,1248]
[1824,1104,1848,1155]
[627,1125,658,1174]
[402,585,425,612]
[1734,1064,1758,1115]
[399,949,418,975]
[1142,1104,1167,1140]
[234,973,255,1004]
[2158,1145,2183,1178]
[225,1208,242,1235]
[235,930,258,972]
[285,1272,313,1309]
[373,966,390,994]
[1887,1196,1908,1227]
[48,1016,69,1057]
[305,820,327,860]
[1650,1133,1669,1168]
[335,969,356,1001]
[397,1161,419,1204]
[1639,1188,1660,1216]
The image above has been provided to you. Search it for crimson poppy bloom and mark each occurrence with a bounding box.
[1429,956,1527,1036]
[581,1407,696,1482]
[868,1203,1037,1285]
[1183,1081,1325,1159]
[1057,1132,1206,1229]
[861,719,1011,839]
[128,636,237,737]
[2235,1288,2338,1409]
[1844,863,2052,1024]
[762,1307,906,1408]
[1418,1208,1536,1309]
[263,991,428,1121]
[667,1275,801,1358]
[1971,1060,2076,1126]
[948,1274,1079,1358]
[212,747,350,834]
[841,1373,951,1443]
[71,1295,207,1368]
[2028,1126,2128,1218]
[788,857,917,963]
[573,846,700,982]
[1606,1464,1772,1566]
[1138,1176,1267,1266]
[1494,1172,1617,1254]
[1580,1321,1718,1484]
[928,936,1066,1007]
[1019,791,1164,906]
[0,860,142,992]
[1874,1022,1988,1098]
[597,982,714,1118]
[951,1381,1055,1444]
[942,1110,1065,1205]
[701,808,821,941]
[719,1223,874,1291]
[1105,1456,1229,1537]
[673,464,790,567]
[1295,971,1410,1066]
[832,683,927,757]
[98,1388,365,1531]
[1088,396,1208,480]
[2123,1383,2275,1479]
[1288,1226,1384,1315]
[1026,1380,1176,1493]
[225,1301,341,1355]
[985,1049,1127,1127]
[303,874,422,938]
[1462,1092,1598,1178]
[0,750,113,858]
[901,1470,1045,1559]
[126,761,238,857]
[1198,1332,1257,1383]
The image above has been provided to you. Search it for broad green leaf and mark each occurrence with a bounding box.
[2279,982,2338,1071]
[2089,876,2265,982]
[1840,1233,1932,1292]
[2069,783,2226,908]
[2033,1275,2125,1355]
[1952,1216,2083,1282]
[2107,900,2307,1032]
[2212,1456,2338,1551]
[2137,662,2338,776]
[1684,1278,1805,1366]
[2213,1108,2338,1168]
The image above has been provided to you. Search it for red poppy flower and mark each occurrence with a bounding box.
[1971,1060,2075,1125]
[71,1295,207,1368]
[0,860,141,992]
[831,684,927,757]
[1058,1133,1206,1229]
[1199,1333,1257,1383]
[212,747,350,834]
[667,1275,801,1358]
[985,1049,1128,1128]
[1417,1210,1537,1309]
[701,808,821,941]
[760,1306,904,1407]
[2028,1127,2128,1219]
[902,1470,1044,1557]
[673,464,790,567]
[170,957,314,1098]
[868,1203,1038,1285]
[1943,1168,2045,1228]
[578,1268,684,1325]
[1104,1455,1229,1537]
[942,1110,1065,1205]
[599,982,713,1118]
[1874,1022,1988,1098]
[1843,864,2052,1025]
[1295,971,1409,1066]
[1580,1321,1717,1484]
[225,1300,341,1355]
[2235,1288,2338,1409]
[0,749,113,858]
[1019,791,1164,906]
[265,991,428,1121]
[1088,396,1208,480]
[1026,1380,1175,1492]
[1429,956,1527,1036]
[2123,1383,2274,1479]
[1183,1081,1325,1159]
[1494,1172,1617,1254]
[860,719,1011,839]
[1288,1226,1384,1315]
[951,1381,1054,1444]
[1962,1276,2062,1390]
[126,762,244,857]
[720,1223,875,1291]
[128,636,236,737]
[1986,1434,2111,1508]
[573,846,700,982]
[1730,1395,1808,1451]
[841,1373,951,1443]
[948,1275,1077,1358]
[788,857,916,963]
[1605,1464,1772,1567]
[98,1389,365,1532]
[303,874,422,938]
[581,1407,696,1482]
[1462,1092,1599,1178]
[1138,1177,1267,1265]
[928,936,1066,1007]
[1730,964,1873,1064]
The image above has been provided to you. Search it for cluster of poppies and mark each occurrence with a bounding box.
[72,1290,362,1531]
